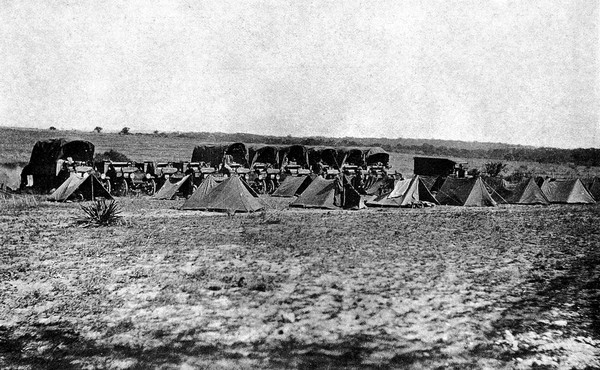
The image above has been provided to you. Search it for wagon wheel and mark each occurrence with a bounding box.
[114,178,128,197]
[260,179,267,194]
[145,179,156,196]
[266,179,275,194]
[102,180,111,194]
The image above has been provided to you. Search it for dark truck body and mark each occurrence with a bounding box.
[20,139,95,192]
[413,157,458,177]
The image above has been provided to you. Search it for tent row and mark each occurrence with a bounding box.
[46,170,597,211]
[180,174,365,212]
[285,175,597,209]
[176,174,597,213]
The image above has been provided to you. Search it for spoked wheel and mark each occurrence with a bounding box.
[114,178,128,197]
[266,179,275,194]
[259,180,267,195]
[102,180,111,194]
[144,179,156,196]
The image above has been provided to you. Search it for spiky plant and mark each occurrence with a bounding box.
[80,199,122,226]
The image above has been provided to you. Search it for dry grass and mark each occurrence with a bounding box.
[0,198,599,369]
[0,193,43,209]
[2,127,599,179]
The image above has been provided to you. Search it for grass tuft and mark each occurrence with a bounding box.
[0,193,42,209]
[79,199,122,227]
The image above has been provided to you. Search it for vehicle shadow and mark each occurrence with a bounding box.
[494,241,599,336]
[0,323,223,370]
[0,324,450,369]
[471,227,600,362]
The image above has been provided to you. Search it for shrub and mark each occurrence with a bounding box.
[467,168,481,177]
[506,166,534,182]
[80,199,122,227]
[119,127,130,135]
[94,149,131,162]
[93,126,103,133]
[483,162,507,177]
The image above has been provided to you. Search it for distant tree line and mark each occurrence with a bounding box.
[121,130,600,167]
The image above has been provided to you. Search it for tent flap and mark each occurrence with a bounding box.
[271,175,312,197]
[182,175,262,212]
[154,175,191,200]
[366,176,439,207]
[436,177,496,207]
[47,173,112,202]
[541,179,596,204]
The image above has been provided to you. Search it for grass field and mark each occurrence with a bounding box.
[1,127,599,180]
[1,127,599,368]
[1,196,599,369]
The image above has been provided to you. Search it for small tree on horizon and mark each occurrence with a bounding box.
[93,126,103,133]
[119,127,130,135]
[49,126,57,131]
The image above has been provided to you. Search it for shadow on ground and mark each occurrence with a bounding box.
[0,323,455,369]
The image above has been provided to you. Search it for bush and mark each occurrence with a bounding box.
[94,149,131,162]
[119,127,130,135]
[80,199,122,227]
[467,168,481,177]
[483,162,507,177]
[506,166,534,182]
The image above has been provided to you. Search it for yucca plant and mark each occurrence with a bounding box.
[80,199,122,227]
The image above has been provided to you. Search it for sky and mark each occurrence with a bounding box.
[0,0,598,148]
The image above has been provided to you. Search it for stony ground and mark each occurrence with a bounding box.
[1,197,599,369]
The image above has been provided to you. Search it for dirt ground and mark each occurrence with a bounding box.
[1,197,599,369]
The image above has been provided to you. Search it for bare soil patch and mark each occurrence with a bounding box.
[1,199,599,369]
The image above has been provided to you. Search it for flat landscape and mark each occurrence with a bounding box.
[1,196,599,369]
[1,127,599,180]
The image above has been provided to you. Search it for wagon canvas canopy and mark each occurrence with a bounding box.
[47,173,112,202]
[27,139,94,168]
[181,175,262,213]
[271,175,312,197]
[21,139,95,191]
[366,176,439,207]
[225,143,249,167]
[486,177,549,205]
[338,147,365,167]
[365,147,390,167]
[153,175,191,200]
[540,178,596,204]
[413,157,457,177]
[248,144,279,168]
[308,147,340,169]
[191,144,227,167]
[279,145,309,168]
[436,177,496,207]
